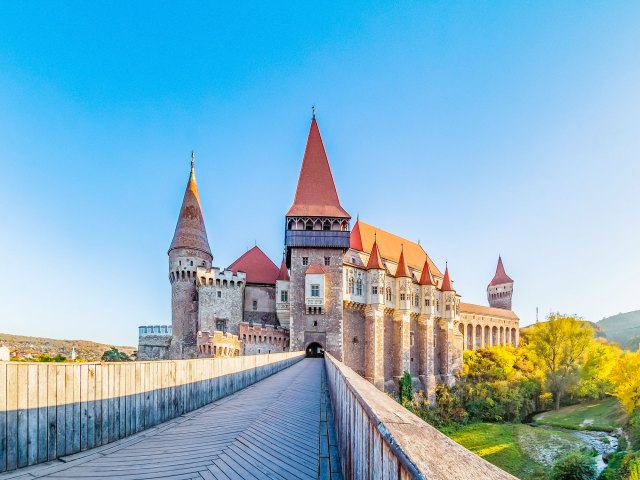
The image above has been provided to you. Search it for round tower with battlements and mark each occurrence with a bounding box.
[487,256,514,310]
[168,153,213,359]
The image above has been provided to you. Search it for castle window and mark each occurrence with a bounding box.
[348,277,354,294]
[280,290,288,302]
[372,286,378,295]
[425,299,430,307]
[324,256,330,266]
[179,261,182,266]
[323,221,330,231]
[386,288,392,301]
[252,300,258,310]
[302,257,309,266]
[314,320,318,326]
[217,291,222,298]
[400,293,406,301]
[190,261,193,266]
[311,284,320,297]
[446,304,451,311]
[356,279,362,296]
[305,220,313,230]
[410,332,415,347]
[351,257,355,263]
[216,320,225,332]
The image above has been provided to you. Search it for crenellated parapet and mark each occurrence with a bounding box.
[197,330,241,357]
[239,322,290,355]
[197,267,245,337]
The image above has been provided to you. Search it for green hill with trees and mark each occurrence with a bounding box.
[0,332,136,361]
[598,310,640,352]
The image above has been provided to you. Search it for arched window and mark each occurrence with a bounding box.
[305,220,313,230]
[348,277,354,294]
[386,287,392,301]
[356,278,363,296]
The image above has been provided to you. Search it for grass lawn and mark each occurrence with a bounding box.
[444,423,591,480]
[533,397,627,432]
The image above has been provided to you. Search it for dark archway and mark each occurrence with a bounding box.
[306,342,324,358]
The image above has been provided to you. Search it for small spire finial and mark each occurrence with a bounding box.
[191,150,195,170]
[312,105,316,119]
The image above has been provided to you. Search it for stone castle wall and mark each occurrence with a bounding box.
[239,323,289,355]
[243,284,278,326]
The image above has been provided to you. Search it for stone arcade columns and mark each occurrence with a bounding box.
[364,305,385,390]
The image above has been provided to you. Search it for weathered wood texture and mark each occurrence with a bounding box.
[0,352,304,473]
[324,354,518,480]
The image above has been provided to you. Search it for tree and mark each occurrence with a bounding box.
[610,351,640,413]
[527,314,594,410]
[101,347,130,362]
[398,371,413,405]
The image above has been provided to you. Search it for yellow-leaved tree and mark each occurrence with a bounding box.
[527,314,594,410]
[610,351,640,413]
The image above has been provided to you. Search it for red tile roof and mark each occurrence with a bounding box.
[277,259,290,282]
[350,220,442,277]
[305,264,326,274]
[395,249,411,278]
[489,256,514,286]
[419,258,436,286]
[169,161,212,257]
[366,240,384,270]
[286,118,350,218]
[441,265,454,291]
[228,246,280,284]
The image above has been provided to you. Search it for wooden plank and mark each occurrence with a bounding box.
[55,365,66,458]
[107,363,115,442]
[79,364,88,451]
[0,363,7,472]
[47,364,57,461]
[6,364,18,471]
[101,363,109,445]
[16,364,28,468]
[94,363,102,446]
[26,365,38,466]
[64,364,74,455]
[36,364,48,464]
[134,363,141,433]
[72,364,81,453]
[86,364,95,450]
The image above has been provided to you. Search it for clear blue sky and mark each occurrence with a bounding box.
[1,2,639,347]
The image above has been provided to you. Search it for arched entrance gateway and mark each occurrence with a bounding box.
[306,342,324,358]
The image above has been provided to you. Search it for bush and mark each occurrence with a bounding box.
[550,451,597,480]
[398,371,413,405]
[627,410,640,451]
[620,452,640,480]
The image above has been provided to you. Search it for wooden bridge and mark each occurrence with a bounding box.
[0,353,515,480]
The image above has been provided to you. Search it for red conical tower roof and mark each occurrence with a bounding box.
[366,239,384,270]
[168,154,212,258]
[441,264,454,291]
[419,258,436,286]
[277,258,290,281]
[489,256,514,286]
[228,246,280,284]
[394,247,411,278]
[286,116,350,218]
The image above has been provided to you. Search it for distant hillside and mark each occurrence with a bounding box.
[597,310,640,351]
[0,333,136,361]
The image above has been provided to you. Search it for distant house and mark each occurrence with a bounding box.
[0,345,10,361]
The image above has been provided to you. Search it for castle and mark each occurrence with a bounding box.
[138,115,520,397]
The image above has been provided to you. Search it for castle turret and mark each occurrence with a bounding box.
[418,257,437,401]
[364,238,385,389]
[487,256,514,310]
[276,258,291,328]
[438,264,462,385]
[168,152,213,359]
[285,113,350,359]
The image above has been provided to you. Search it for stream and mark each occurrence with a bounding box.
[535,424,619,474]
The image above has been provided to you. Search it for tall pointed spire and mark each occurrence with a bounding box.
[286,116,350,218]
[168,152,212,258]
[366,237,384,270]
[394,246,410,278]
[419,257,436,286]
[489,256,513,286]
[441,263,454,291]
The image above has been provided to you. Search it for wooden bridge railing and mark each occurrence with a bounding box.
[0,351,304,473]
[324,353,517,480]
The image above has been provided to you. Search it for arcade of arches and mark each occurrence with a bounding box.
[458,306,520,350]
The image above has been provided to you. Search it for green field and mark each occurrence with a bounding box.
[533,398,627,432]
[444,423,591,480]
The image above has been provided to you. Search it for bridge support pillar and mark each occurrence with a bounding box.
[392,310,411,387]
[364,305,385,390]
[418,314,436,403]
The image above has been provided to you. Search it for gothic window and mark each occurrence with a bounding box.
[280,290,288,302]
[348,277,354,294]
[324,256,330,266]
[372,286,378,295]
[386,287,392,301]
[425,298,430,307]
[400,293,406,301]
[356,278,363,296]
[302,257,309,266]
[311,284,320,297]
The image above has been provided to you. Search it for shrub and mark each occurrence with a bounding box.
[398,371,413,405]
[549,451,597,480]
[620,452,640,480]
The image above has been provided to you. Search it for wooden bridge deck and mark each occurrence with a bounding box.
[4,359,342,480]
